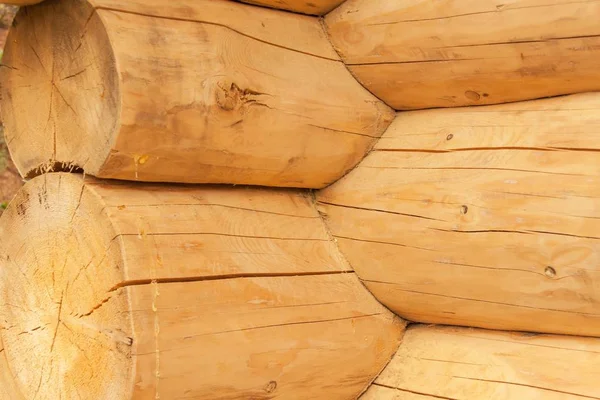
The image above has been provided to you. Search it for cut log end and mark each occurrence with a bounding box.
[0,173,132,400]
[0,0,119,177]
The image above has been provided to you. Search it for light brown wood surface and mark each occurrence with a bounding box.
[0,338,23,400]
[0,173,404,399]
[238,0,345,15]
[361,325,600,400]
[325,0,600,110]
[0,0,393,188]
[317,93,600,336]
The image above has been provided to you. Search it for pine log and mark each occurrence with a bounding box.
[0,173,404,400]
[317,92,600,336]
[325,0,600,110]
[238,0,345,15]
[361,325,600,400]
[0,0,393,188]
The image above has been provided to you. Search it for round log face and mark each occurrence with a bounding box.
[0,0,119,177]
[0,174,132,399]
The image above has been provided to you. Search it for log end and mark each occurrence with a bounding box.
[0,0,119,178]
[0,173,132,399]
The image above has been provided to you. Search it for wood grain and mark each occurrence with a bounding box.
[0,0,393,188]
[317,93,600,336]
[326,0,600,110]
[0,338,23,400]
[0,173,404,399]
[90,0,339,58]
[361,325,600,400]
[237,0,345,15]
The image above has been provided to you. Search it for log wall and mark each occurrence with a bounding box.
[2,0,600,397]
[317,93,600,336]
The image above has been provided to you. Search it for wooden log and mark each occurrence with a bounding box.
[361,325,600,400]
[317,92,600,336]
[325,0,600,110]
[0,172,404,399]
[0,0,393,188]
[238,0,345,15]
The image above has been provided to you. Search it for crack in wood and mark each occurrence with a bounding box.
[364,1,600,26]
[361,281,600,317]
[180,313,382,341]
[372,382,459,400]
[452,376,600,399]
[107,270,354,293]
[363,165,591,177]
[112,231,331,242]
[306,123,379,138]
[318,200,446,222]
[333,234,436,252]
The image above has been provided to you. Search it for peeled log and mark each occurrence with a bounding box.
[361,325,600,400]
[238,0,345,15]
[317,93,600,336]
[0,0,393,188]
[325,0,600,110]
[0,173,405,399]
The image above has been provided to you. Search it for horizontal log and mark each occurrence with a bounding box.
[325,0,600,110]
[0,173,404,399]
[0,0,393,188]
[317,93,600,336]
[238,0,345,15]
[361,325,600,400]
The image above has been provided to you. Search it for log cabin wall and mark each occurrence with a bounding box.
[0,0,599,399]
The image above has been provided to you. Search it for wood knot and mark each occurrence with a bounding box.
[465,90,481,101]
[215,82,267,111]
[16,202,27,216]
[544,266,556,278]
[460,205,468,214]
[264,381,277,393]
